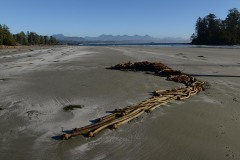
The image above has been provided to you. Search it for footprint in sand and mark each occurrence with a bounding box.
[232,97,240,103]
[216,125,226,137]
[176,53,184,56]
[231,114,238,121]
[25,110,43,120]
[176,53,188,58]
[225,145,235,159]
[176,53,187,58]
[197,55,207,60]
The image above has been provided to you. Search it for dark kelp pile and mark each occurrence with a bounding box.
[60,61,205,140]
[63,105,84,111]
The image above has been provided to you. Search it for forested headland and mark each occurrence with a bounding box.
[0,24,58,46]
[191,8,240,45]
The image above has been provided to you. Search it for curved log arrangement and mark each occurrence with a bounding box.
[60,61,205,140]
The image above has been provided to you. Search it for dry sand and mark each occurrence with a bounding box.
[0,45,240,160]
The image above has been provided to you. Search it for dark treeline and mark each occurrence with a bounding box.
[0,24,58,46]
[191,8,240,45]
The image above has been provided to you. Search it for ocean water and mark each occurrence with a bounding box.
[79,42,191,47]
[79,42,240,49]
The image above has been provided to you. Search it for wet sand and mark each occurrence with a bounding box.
[0,46,240,160]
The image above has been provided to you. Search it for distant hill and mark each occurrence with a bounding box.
[52,34,85,42]
[52,34,189,43]
[84,34,156,41]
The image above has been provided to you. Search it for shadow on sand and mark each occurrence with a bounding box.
[52,130,73,140]
[189,74,240,78]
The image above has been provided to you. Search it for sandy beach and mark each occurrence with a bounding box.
[1,45,240,160]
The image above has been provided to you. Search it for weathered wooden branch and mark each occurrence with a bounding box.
[60,61,205,140]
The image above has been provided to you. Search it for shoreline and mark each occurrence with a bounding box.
[1,44,240,56]
[0,45,64,56]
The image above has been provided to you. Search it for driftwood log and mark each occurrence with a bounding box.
[60,61,204,140]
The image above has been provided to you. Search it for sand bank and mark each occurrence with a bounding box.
[0,46,240,159]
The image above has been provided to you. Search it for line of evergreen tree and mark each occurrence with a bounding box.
[191,8,240,45]
[0,24,58,46]
[0,24,16,46]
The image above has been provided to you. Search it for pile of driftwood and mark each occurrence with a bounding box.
[61,61,204,140]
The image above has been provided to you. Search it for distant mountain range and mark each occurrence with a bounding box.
[84,34,156,41]
[52,34,189,43]
[52,34,85,42]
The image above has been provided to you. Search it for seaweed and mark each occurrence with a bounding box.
[59,61,205,140]
[63,105,84,111]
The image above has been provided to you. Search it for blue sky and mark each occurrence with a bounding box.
[0,0,239,39]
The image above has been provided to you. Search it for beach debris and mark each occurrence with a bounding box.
[26,110,42,120]
[60,61,205,140]
[63,105,84,111]
[107,61,170,71]
[0,78,9,82]
[176,53,184,56]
